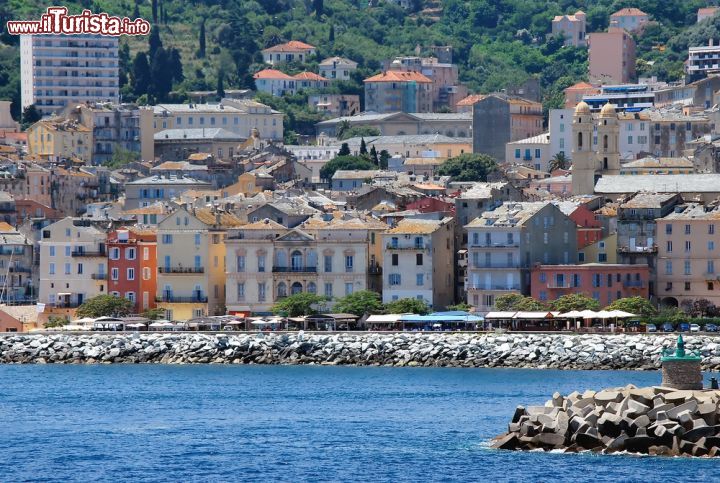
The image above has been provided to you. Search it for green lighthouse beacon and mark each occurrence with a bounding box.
[660,335,703,390]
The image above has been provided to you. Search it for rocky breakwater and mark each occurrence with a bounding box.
[2,332,720,367]
[492,385,720,457]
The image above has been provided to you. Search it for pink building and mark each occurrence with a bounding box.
[530,263,650,306]
[551,10,587,47]
[698,7,719,23]
[564,82,600,108]
[588,28,636,85]
[609,8,649,32]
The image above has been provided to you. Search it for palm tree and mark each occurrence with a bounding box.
[548,152,569,172]
[336,120,351,140]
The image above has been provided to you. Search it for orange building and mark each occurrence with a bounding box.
[563,82,600,108]
[107,227,157,314]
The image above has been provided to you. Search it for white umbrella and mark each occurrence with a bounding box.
[226,320,244,325]
[559,310,583,318]
[607,310,636,318]
[594,310,616,319]
[149,322,166,328]
[577,309,599,318]
[126,323,146,328]
[73,317,96,325]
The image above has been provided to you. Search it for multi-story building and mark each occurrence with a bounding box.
[64,102,154,164]
[471,94,544,162]
[253,69,297,96]
[293,72,330,91]
[26,118,93,163]
[582,83,660,112]
[619,156,695,175]
[384,56,468,111]
[530,263,650,306]
[464,202,577,313]
[156,207,243,321]
[261,40,317,65]
[318,57,358,81]
[225,216,386,315]
[20,34,119,117]
[0,224,36,304]
[609,7,649,32]
[616,192,683,299]
[505,133,551,170]
[686,40,720,78]
[123,175,213,210]
[564,82,600,108]
[364,71,433,114]
[152,99,283,141]
[549,108,574,160]
[654,75,720,109]
[107,227,157,314]
[38,217,107,315]
[308,94,360,117]
[657,203,720,308]
[588,28,636,85]
[381,217,455,309]
[644,109,711,158]
[315,111,472,138]
[551,10,587,47]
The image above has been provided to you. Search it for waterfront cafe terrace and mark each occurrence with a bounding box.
[366,312,484,331]
[484,310,637,331]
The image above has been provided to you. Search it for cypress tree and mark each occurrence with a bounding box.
[359,137,368,156]
[148,26,162,59]
[216,69,225,99]
[132,52,151,97]
[338,143,350,156]
[329,24,335,43]
[198,20,206,59]
[370,145,379,165]
[151,0,158,24]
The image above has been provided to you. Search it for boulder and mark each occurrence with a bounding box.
[536,432,565,447]
[624,435,654,453]
[492,433,519,450]
[575,432,603,450]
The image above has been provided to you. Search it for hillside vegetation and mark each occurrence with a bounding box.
[1,0,718,126]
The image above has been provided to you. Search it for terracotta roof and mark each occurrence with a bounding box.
[253,69,295,80]
[262,40,316,53]
[457,94,486,106]
[699,7,719,14]
[241,218,286,230]
[194,208,243,228]
[293,71,327,81]
[188,153,212,161]
[565,82,596,90]
[364,71,432,83]
[386,218,448,235]
[610,7,647,17]
[0,222,15,232]
[122,204,167,215]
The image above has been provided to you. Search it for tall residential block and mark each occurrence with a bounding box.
[588,28,636,85]
[20,34,119,117]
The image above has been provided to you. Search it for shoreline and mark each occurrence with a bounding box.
[3,332,720,369]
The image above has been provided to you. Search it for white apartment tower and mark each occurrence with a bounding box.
[21,34,119,117]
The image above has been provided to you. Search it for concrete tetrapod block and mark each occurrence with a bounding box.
[569,415,586,433]
[525,406,556,417]
[664,390,694,404]
[667,400,699,420]
[492,433,519,450]
[511,406,526,423]
[676,410,695,430]
[605,433,629,453]
[709,447,720,457]
[597,413,622,437]
[508,422,521,433]
[682,424,720,443]
[555,411,569,435]
[697,403,718,426]
[536,432,565,448]
[630,415,651,433]
[624,435,654,453]
[575,432,603,450]
[594,390,624,406]
[624,399,650,418]
[648,403,674,419]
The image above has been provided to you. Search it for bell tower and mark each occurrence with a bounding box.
[571,101,596,195]
[597,102,620,175]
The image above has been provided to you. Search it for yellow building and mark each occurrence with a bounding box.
[222,172,263,197]
[156,206,243,321]
[27,119,92,163]
[578,233,618,264]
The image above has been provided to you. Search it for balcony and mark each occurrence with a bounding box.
[467,284,521,291]
[71,249,106,257]
[156,295,208,303]
[8,266,32,273]
[547,283,576,289]
[617,246,657,254]
[0,249,26,256]
[272,266,317,273]
[158,267,205,274]
[470,241,519,248]
[471,263,521,269]
[386,243,428,251]
[91,273,107,280]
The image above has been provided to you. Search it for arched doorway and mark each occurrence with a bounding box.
[291,282,303,295]
[291,250,303,271]
[307,282,317,294]
[661,297,679,308]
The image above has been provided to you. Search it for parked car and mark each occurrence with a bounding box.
[690,324,701,333]
[645,324,657,333]
[706,323,718,332]
[678,323,690,332]
[662,323,674,332]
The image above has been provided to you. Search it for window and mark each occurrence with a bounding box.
[195,233,201,245]
[125,248,136,260]
[709,261,716,274]
[685,260,691,275]
[515,149,520,159]
[324,283,333,298]
[194,256,202,269]
[685,282,691,291]
[665,224,672,235]
[237,255,245,272]
[666,241,673,252]
[539,273,547,283]
[127,268,135,280]
[258,255,265,272]
[389,274,401,285]
[126,292,135,303]
[345,255,354,272]
[665,261,672,275]
[416,274,424,286]
[65,246,71,257]
[685,224,691,235]
[258,283,266,301]
[414,237,424,249]
[64,263,71,275]
[543,233,548,244]
[535,149,541,158]
[109,247,120,260]
[685,241,692,252]
[416,254,423,265]
[237,283,245,300]
[111,267,119,280]
[162,234,173,244]
[77,263,83,274]
[49,263,55,275]
[49,246,55,257]
[710,241,715,251]
[391,254,399,266]
[711,224,716,235]
[345,283,353,295]
[578,252,585,262]
[143,267,151,280]
[143,247,150,260]
[598,253,607,262]
[539,291,547,301]
[324,255,332,272]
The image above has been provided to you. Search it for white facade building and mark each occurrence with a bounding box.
[21,34,119,117]
[549,108,574,161]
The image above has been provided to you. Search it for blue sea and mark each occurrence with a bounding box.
[0,365,717,482]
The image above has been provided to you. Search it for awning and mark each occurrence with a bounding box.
[56,292,72,296]
[485,311,517,319]
[513,311,556,319]
[366,314,405,323]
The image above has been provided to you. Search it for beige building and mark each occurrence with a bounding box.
[316,111,472,138]
[225,216,386,315]
[551,10,587,47]
[262,40,317,65]
[341,134,471,160]
[27,119,93,163]
[506,132,551,171]
[588,28,636,85]
[619,156,695,175]
[38,217,107,317]
[656,203,720,308]
[0,223,35,304]
[381,217,455,309]
[318,57,358,81]
[364,71,433,114]
[156,207,243,321]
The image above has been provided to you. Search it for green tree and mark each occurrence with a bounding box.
[76,295,134,318]
[198,20,206,59]
[329,24,335,43]
[216,68,225,99]
[44,315,69,329]
[313,0,324,17]
[369,145,379,166]
[169,48,184,83]
[148,26,162,59]
[334,290,383,316]
[336,119,351,139]
[385,297,431,315]
[105,147,140,169]
[437,153,498,182]
[150,47,173,101]
[151,0,158,24]
[338,142,350,156]
[359,137,368,155]
[494,293,545,311]
[21,104,40,129]
[339,125,380,141]
[142,308,166,320]
[446,302,472,312]
[132,52,151,97]
[548,152,569,172]
[320,155,376,180]
[551,293,600,313]
[606,297,657,317]
[379,150,390,169]
[272,292,327,317]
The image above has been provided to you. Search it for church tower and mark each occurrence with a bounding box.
[596,102,620,175]
[571,101,596,195]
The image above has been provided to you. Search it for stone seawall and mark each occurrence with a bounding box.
[4,332,720,368]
